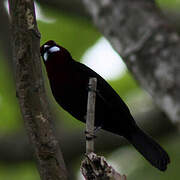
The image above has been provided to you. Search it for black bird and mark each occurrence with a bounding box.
[40,40,170,171]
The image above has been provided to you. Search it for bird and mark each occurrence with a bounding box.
[40,40,170,171]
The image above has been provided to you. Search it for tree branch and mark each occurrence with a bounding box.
[86,78,97,153]
[82,0,180,124]
[82,78,127,179]
[81,153,127,180]
[8,0,67,179]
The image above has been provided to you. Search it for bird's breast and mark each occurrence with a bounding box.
[49,65,88,99]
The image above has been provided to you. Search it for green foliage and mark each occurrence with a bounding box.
[0,162,39,180]
[0,59,22,133]
[157,0,180,9]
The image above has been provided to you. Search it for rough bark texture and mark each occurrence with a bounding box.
[8,0,67,179]
[82,0,180,124]
[81,153,127,180]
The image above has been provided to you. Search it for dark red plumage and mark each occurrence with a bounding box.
[40,40,170,171]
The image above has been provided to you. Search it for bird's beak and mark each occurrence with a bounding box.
[40,44,50,56]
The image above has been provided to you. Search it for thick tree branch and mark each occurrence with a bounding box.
[82,0,180,124]
[8,0,67,179]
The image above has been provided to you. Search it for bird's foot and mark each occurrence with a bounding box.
[87,85,98,93]
[85,130,96,141]
[84,126,101,140]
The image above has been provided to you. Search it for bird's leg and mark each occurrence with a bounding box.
[85,130,96,141]
[86,85,98,94]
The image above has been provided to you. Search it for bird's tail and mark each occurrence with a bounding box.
[125,126,170,171]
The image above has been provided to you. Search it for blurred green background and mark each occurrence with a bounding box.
[0,0,180,179]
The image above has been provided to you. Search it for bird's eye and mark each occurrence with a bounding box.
[44,45,49,48]
[43,45,60,62]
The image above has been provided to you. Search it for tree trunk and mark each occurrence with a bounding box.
[8,0,67,179]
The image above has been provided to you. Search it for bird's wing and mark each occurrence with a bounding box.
[73,61,131,114]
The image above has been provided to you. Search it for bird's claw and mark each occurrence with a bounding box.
[87,85,97,93]
[84,126,101,140]
[85,130,97,141]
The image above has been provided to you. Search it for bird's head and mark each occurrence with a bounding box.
[40,40,72,64]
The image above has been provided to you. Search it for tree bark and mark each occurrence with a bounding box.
[8,0,67,179]
[86,78,97,153]
[81,153,127,180]
[82,0,180,124]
